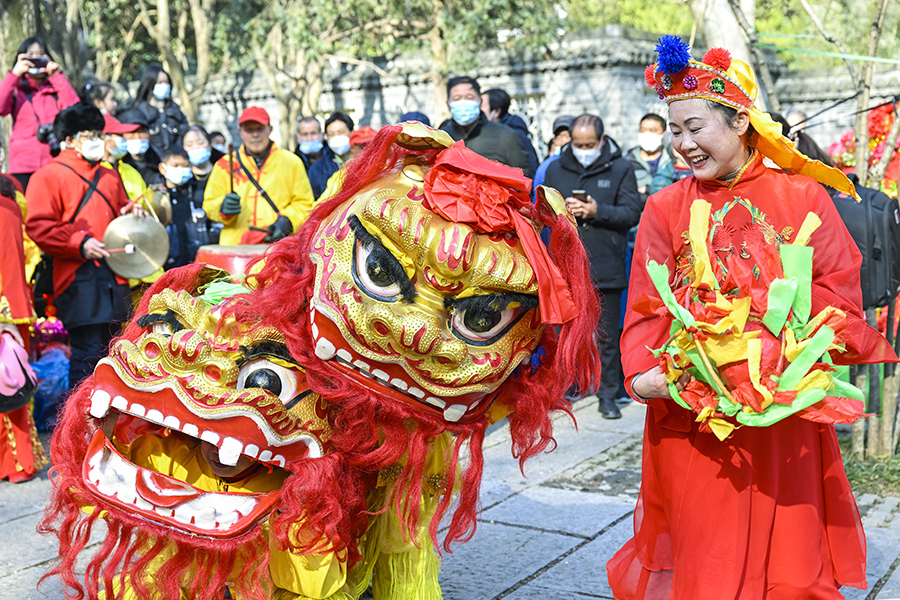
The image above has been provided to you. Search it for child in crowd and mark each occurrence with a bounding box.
[158,146,209,269]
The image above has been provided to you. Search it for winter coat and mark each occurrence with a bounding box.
[440,113,530,176]
[543,138,641,289]
[24,149,129,299]
[203,143,314,245]
[307,144,342,200]
[131,99,189,157]
[0,71,79,174]
[498,113,539,178]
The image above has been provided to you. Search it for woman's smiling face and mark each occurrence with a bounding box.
[669,99,750,181]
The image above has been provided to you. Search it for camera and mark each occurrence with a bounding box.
[36,124,61,157]
[28,56,48,69]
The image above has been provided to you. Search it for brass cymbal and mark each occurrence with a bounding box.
[148,189,172,226]
[103,214,169,279]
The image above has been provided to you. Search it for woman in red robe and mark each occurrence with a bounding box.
[0,174,47,482]
[607,37,896,599]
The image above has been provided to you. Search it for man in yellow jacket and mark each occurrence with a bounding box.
[203,106,314,245]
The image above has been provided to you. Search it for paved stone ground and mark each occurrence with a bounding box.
[5,398,900,599]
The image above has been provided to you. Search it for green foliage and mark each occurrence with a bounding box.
[839,431,900,496]
[562,0,694,36]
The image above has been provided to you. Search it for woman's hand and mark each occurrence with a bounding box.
[45,60,60,75]
[632,366,693,400]
[12,54,33,77]
[82,237,110,260]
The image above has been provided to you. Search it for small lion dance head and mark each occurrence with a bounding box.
[41,124,600,600]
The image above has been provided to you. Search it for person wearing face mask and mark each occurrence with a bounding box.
[543,113,641,419]
[532,115,574,190]
[307,111,355,199]
[0,37,80,192]
[626,113,674,202]
[438,76,530,176]
[159,146,209,268]
[25,104,140,388]
[294,116,325,171]
[116,109,165,187]
[204,106,314,245]
[128,65,188,158]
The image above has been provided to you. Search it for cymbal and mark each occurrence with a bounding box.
[148,190,172,226]
[103,214,169,279]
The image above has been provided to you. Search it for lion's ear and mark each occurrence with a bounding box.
[394,121,455,151]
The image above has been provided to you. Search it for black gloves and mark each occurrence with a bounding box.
[220,193,242,216]
[264,215,293,242]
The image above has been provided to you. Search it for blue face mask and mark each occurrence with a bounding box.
[449,100,481,126]
[187,148,211,166]
[152,83,171,100]
[163,166,193,187]
[299,139,323,155]
[109,137,128,160]
[126,138,150,156]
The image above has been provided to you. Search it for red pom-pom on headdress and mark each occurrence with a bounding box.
[644,64,658,88]
[702,47,732,72]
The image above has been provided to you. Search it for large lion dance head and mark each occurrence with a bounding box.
[41,123,600,600]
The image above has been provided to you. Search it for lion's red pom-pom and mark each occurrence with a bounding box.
[702,47,732,72]
[644,64,658,88]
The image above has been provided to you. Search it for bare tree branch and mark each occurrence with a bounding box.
[854,0,891,187]
[726,0,780,112]
[797,0,857,81]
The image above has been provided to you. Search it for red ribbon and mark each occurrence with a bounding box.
[422,142,577,324]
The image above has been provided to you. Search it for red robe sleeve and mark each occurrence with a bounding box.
[0,196,33,324]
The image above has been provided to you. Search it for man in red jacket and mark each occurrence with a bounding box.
[25,104,140,388]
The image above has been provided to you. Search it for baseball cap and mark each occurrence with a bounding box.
[103,114,139,135]
[349,126,377,147]
[239,106,270,126]
[400,111,431,127]
[552,115,575,136]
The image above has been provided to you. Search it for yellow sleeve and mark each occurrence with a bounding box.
[276,155,315,232]
[319,170,345,204]
[203,161,234,225]
[268,522,349,599]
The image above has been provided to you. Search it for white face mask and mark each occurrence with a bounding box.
[573,145,601,168]
[328,135,351,157]
[638,131,664,154]
[79,138,106,162]
[163,165,193,186]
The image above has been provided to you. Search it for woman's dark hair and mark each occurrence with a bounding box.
[483,88,511,117]
[796,132,833,166]
[13,37,52,67]
[80,81,115,107]
[134,65,170,104]
[705,100,756,139]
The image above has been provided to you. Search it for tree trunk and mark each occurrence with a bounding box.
[854,0,890,187]
[688,0,753,63]
[428,0,448,121]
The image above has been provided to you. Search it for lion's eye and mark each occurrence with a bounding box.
[355,241,403,299]
[237,359,300,405]
[450,305,516,343]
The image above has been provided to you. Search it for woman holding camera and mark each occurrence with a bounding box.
[0,37,79,192]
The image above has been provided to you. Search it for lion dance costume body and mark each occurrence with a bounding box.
[41,124,601,599]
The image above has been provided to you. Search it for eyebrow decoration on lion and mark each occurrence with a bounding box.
[41,123,601,600]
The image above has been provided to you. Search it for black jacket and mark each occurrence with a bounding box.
[132,99,189,157]
[499,113,539,177]
[440,113,530,176]
[307,144,341,199]
[543,138,641,288]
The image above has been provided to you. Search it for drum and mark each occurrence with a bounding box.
[194,244,268,275]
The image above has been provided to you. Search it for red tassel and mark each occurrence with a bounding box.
[702,47,732,72]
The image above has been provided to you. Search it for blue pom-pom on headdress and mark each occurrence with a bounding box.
[655,35,692,75]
